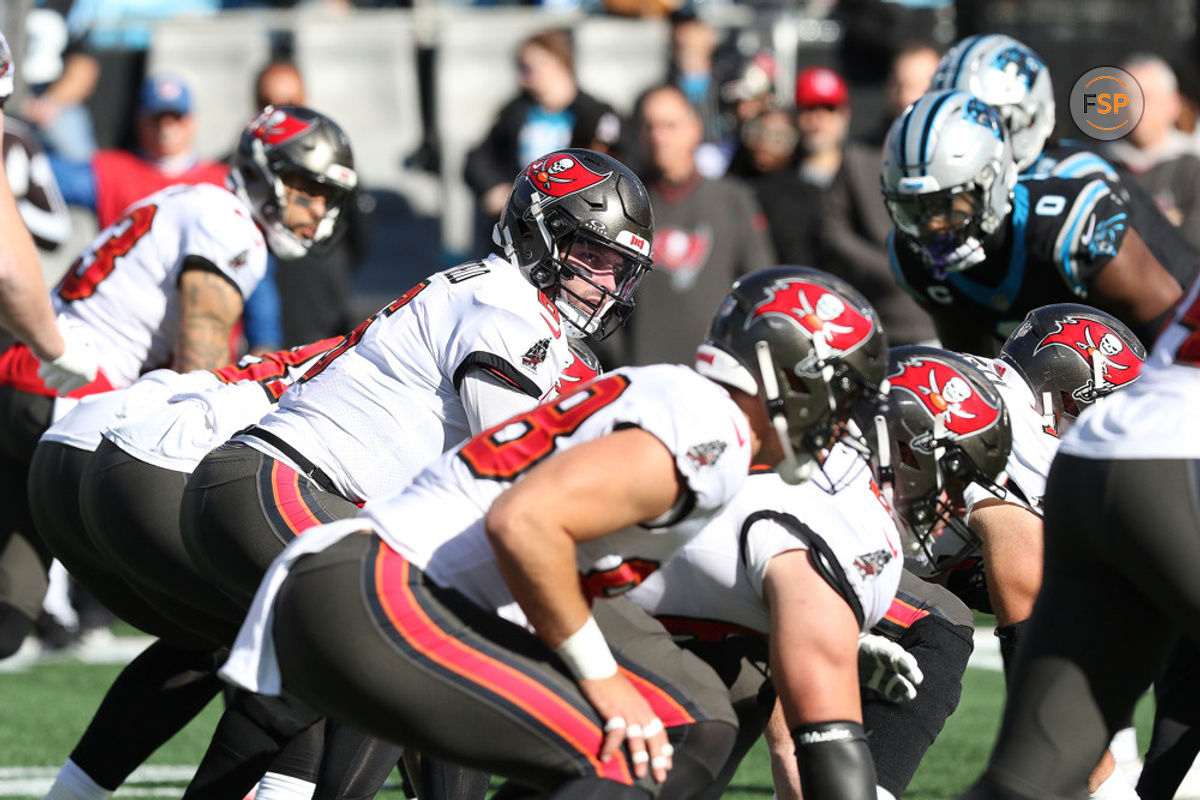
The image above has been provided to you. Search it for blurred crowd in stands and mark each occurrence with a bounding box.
[6,0,1200,357]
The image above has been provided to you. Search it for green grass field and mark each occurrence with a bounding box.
[0,643,1156,799]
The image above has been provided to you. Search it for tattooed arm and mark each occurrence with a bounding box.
[176,259,244,372]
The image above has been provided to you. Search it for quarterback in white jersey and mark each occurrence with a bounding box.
[223,266,891,800]
[180,149,655,613]
[245,253,591,503]
[960,293,1200,797]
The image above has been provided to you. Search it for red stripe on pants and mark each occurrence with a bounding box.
[373,545,634,784]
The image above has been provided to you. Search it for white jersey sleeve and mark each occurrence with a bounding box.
[962,357,1058,515]
[51,183,268,385]
[180,197,269,299]
[628,444,903,637]
[440,267,573,404]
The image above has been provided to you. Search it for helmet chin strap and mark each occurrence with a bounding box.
[755,340,817,485]
[932,415,949,497]
[1041,390,1058,434]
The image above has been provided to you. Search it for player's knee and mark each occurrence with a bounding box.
[230,688,324,742]
[995,618,1031,681]
[658,718,739,794]
[0,603,33,659]
[899,615,975,725]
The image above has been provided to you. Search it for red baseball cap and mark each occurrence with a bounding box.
[795,67,848,108]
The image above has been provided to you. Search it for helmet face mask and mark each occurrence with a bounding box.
[494,149,654,341]
[696,267,889,485]
[230,105,357,261]
[876,347,1012,563]
[885,186,987,274]
[881,90,1017,277]
[999,303,1148,436]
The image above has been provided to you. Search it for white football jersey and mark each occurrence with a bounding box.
[40,369,217,452]
[1062,278,1200,460]
[223,365,753,693]
[627,444,903,638]
[962,356,1059,516]
[40,342,333,470]
[51,183,268,386]
[243,254,588,503]
[107,340,334,473]
[369,364,753,625]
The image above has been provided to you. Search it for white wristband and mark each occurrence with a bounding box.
[554,615,618,681]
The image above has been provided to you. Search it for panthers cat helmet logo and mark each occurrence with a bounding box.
[888,355,1004,440]
[747,278,877,361]
[526,153,611,200]
[1033,315,1144,397]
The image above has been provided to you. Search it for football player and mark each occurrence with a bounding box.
[882,90,1185,356]
[218,265,889,800]
[0,101,357,661]
[898,306,1147,798]
[0,29,85,365]
[930,34,1198,293]
[30,339,338,800]
[625,345,1011,800]
[42,150,649,800]
[958,276,1200,799]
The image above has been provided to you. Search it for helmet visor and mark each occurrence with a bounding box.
[556,230,652,340]
[885,186,980,239]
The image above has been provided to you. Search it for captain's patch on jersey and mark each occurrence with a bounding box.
[854,549,893,578]
[686,440,728,469]
[521,338,550,369]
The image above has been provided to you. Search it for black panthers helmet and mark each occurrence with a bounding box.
[493,149,653,341]
[229,105,357,260]
[999,304,1147,436]
[879,346,1011,562]
[695,266,888,484]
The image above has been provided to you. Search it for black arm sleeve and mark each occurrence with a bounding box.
[792,720,878,800]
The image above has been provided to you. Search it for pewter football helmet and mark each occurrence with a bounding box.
[696,266,888,485]
[230,105,357,260]
[1000,304,1147,436]
[876,346,1011,562]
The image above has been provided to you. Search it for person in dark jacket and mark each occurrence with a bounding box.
[464,28,624,254]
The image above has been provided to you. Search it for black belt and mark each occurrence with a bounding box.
[238,425,343,498]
